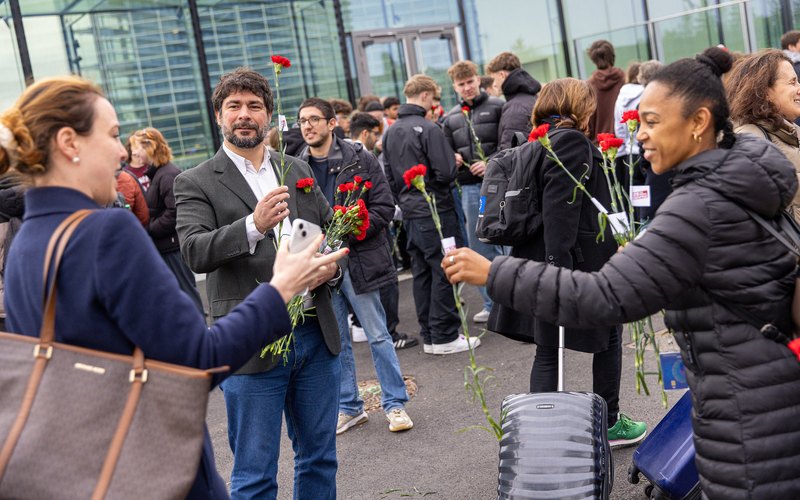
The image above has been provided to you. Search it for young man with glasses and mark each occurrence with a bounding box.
[296,98,414,434]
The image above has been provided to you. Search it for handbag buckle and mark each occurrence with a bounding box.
[33,344,53,359]
[129,369,148,384]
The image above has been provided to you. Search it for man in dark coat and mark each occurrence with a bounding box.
[295,98,413,434]
[174,68,342,499]
[383,74,477,355]
[586,40,625,141]
[487,51,542,151]
[442,60,505,323]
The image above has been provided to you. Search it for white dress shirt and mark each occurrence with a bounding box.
[222,144,291,253]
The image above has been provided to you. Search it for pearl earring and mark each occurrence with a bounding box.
[72,156,80,163]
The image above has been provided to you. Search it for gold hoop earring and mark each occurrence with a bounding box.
[692,133,701,143]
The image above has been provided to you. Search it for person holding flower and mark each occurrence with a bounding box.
[442,60,505,324]
[0,74,347,499]
[487,77,647,447]
[174,68,345,499]
[295,97,414,434]
[444,47,800,498]
[383,74,477,355]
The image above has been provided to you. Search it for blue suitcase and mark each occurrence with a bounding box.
[628,391,701,499]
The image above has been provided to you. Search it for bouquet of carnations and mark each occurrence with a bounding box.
[261,176,371,362]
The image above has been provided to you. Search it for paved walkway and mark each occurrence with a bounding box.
[202,274,685,499]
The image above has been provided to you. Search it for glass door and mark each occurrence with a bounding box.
[353,24,460,105]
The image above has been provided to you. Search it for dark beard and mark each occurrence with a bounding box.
[222,123,265,149]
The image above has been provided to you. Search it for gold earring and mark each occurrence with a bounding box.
[692,133,701,143]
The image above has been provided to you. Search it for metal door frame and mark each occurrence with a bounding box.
[352,24,460,96]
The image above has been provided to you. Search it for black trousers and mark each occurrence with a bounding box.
[529,325,622,427]
[379,279,400,335]
[404,210,464,345]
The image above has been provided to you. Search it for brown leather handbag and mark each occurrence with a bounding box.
[0,210,225,499]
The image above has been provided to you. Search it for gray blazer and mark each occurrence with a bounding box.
[174,148,341,374]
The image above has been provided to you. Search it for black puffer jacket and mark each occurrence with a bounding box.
[442,91,503,185]
[145,162,182,254]
[498,68,541,151]
[298,137,396,294]
[487,127,618,352]
[383,103,457,219]
[487,135,800,499]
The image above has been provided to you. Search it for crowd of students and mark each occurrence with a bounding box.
[2,30,800,499]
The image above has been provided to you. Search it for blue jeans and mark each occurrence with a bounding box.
[220,319,340,500]
[334,270,409,415]
[460,183,504,311]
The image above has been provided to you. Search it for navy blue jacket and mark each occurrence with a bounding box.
[5,187,291,499]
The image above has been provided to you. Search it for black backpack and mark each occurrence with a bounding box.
[475,132,548,245]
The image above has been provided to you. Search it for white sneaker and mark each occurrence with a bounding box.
[432,334,481,355]
[386,408,414,432]
[351,325,367,342]
[423,343,433,354]
[336,411,368,435]
[472,309,490,323]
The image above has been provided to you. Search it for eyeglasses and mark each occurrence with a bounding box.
[298,116,326,127]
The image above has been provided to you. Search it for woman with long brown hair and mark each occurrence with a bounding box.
[726,49,800,221]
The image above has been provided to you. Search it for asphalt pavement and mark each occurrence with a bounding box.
[201,273,686,500]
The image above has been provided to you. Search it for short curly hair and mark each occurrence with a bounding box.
[211,67,274,115]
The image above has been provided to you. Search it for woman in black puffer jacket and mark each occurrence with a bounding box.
[444,47,800,499]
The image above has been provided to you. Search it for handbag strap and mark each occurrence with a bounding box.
[0,210,149,498]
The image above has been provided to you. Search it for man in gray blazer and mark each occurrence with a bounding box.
[175,67,342,500]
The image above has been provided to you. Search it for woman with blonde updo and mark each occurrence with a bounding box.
[0,75,347,498]
[128,127,204,314]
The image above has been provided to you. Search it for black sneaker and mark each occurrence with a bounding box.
[391,332,419,350]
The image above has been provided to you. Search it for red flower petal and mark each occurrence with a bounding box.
[620,109,640,123]
[527,123,550,142]
[271,55,291,68]
[788,338,800,361]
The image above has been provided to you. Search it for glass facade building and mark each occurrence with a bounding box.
[2,0,798,167]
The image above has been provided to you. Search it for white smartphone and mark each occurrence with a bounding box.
[289,218,321,254]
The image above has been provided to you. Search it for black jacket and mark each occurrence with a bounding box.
[145,162,182,254]
[487,135,800,499]
[442,91,504,185]
[487,127,618,352]
[383,103,457,219]
[498,68,542,151]
[298,137,396,294]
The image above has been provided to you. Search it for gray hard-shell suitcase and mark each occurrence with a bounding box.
[498,326,613,499]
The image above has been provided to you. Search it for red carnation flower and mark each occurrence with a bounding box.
[364,181,373,190]
[296,177,314,193]
[461,106,470,114]
[271,55,291,68]
[528,123,551,143]
[596,133,615,144]
[402,164,427,188]
[353,175,363,185]
[620,109,639,124]
[599,136,624,152]
[789,338,800,361]
[338,182,355,193]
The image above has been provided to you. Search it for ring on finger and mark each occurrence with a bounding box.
[449,255,455,264]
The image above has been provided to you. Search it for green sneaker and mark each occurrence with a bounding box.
[608,413,647,448]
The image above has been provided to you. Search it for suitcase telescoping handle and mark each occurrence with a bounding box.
[557,326,565,392]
